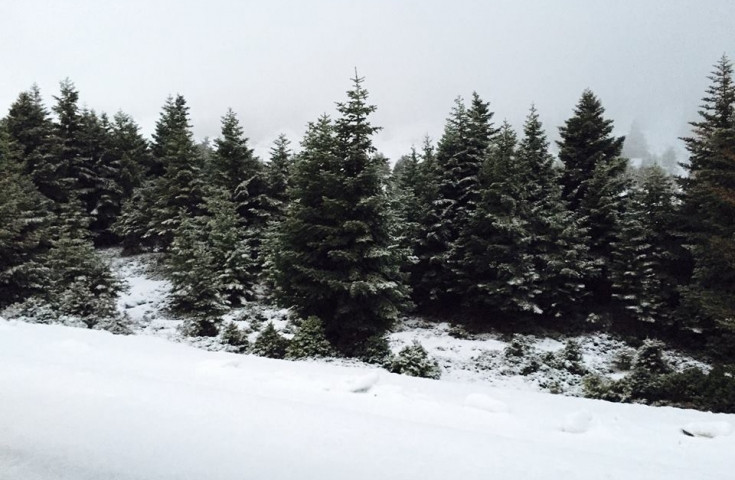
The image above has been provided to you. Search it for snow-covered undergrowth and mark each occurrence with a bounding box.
[0,319,732,480]
[3,250,710,397]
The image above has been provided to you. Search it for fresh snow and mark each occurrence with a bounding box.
[1,319,733,480]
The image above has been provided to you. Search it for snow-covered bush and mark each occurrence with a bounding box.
[388,341,441,379]
[181,316,221,338]
[251,322,290,359]
[632,339,670,375]
[285,316,334,359]
[355,334,392,365]
[220,321,249,353]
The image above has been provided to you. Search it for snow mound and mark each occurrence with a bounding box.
[682,421,732,438]
[342,372,380,393]
[464,393,510,413]
[561,410,593,433]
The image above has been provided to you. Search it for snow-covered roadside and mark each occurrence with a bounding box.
[0,319,732,480]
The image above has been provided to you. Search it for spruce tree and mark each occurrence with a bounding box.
[611,166,680,328]
[414,94,497,310]
[119,95,204,250]
[558,90,627,305]
[517,107,591,319]
[265,133,294,222]
[454,122,536,318]
[273,75,408,355]
[4,85,62,203]
[0,136,51,307]
[679,55,735,343]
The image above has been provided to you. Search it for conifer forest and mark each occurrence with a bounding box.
[2,55,735,412]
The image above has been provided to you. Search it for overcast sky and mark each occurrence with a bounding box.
[1,0,733,162]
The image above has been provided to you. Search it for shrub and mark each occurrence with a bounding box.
[355,334,392,365]
[388,341,441,379]
[251,322,290,359]
[632,339,670,375]
[286,316,334,359]
[220,321,249,352]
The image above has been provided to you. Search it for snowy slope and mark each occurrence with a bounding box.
[1,319,733,480]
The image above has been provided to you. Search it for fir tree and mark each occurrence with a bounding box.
[251,322,290,359]
[4,85,62,203]
[679,56,735,343]
[454,122,536,318]
[285,316,335,359]
[517,106,591,320]
[611,166,680,327]
[414,94,497,310]
[558,90,627,305]
[52,79,88,206]
[273,74,408,355]
[265,133,294,222]
[0,139,51,307]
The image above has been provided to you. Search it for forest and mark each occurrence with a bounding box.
[1,56,734,410]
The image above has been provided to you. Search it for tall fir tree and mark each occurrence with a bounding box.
[414,94,497,310]
[558,90,627,306]
[679,55,735,348]
[265,133,294,222]
[453,122,536,319]
[611,166,681,329]
[517,106,591,320]
[5,85,63,203]
[273,75,408,355]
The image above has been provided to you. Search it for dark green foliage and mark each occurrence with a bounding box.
[678,56,735,346]
[272,75,408,355]
[353,334,392,365]
[388,341,441,379]
[454,122,536,317]
[611,166,682,326]
[0,145,51,306]
[265,134,294,222]
[4,85,63,203]
[220,322,249,352]
[414,95,498,309]
[39,200,122,324]
[285,316,335,359]
[167,214,228,321]
[558,90,627,305]
[251,322,290,359]
[632,338,670,375]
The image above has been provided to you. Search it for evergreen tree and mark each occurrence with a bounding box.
[4,85,62,203]
[285,316,335,359]
[273,75,408,355]
[118,95,204,250]
[211,109,269,266]
[0,135,51,307]
[454,122,536,318]
[265,133,294,222]
[40,198,121,324]
[414,94,497,310]
[167,213,227,332]
[558,90,627,305]
[517,107,591,319]
[611,166,680,328]
[679,55,735,343]
[53,79,89,206]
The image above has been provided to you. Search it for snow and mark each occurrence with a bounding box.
[1,319,734,480]
[682,421,733,438]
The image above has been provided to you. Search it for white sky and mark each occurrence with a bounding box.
[1,0,733,161]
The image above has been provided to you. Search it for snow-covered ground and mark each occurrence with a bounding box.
[1,319,733,480]
[104,252,707,396]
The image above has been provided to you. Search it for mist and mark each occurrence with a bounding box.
[1,0,733,162]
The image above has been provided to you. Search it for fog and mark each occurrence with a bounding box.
[1,0,733,162]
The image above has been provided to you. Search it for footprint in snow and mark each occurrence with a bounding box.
[681,421,732,438]
[464,393,510,413]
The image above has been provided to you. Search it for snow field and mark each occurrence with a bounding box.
[1,319,733,480]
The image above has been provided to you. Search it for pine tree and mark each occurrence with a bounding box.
[265,133,294,222]
[414,94,497,310]
[167,213,227,333]
[0,133,51,307]
[679,55,735,343]
[4,85,62,203]
[210,109,269,270]
[285,316,335,359]
[611,166,680,327]
[40,198,121,324]
[454,122,536,318]
[53,79,89,207]
[273,75,408,355]
[558,90,627,305]
[517,106,591,319]
[119,95,204,250]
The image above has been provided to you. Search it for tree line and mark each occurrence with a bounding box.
[1,57,734,360]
